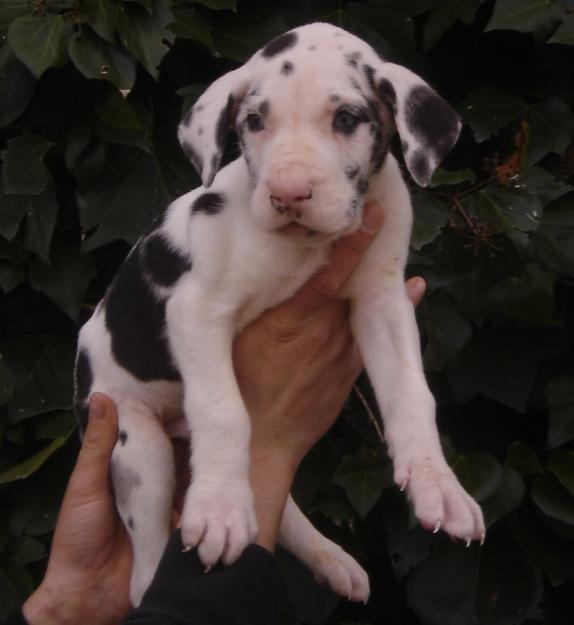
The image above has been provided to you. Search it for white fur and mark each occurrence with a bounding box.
[77,22,484,607]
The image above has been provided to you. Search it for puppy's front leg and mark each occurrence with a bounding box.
[167,284,258,568]
[351,285,485,543]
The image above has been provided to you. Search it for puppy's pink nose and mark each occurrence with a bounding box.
[269,169,313,212]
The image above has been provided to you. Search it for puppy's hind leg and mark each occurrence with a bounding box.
[111,400,175,607]
[279,495,370,603]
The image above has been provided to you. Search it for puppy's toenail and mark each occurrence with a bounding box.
[433,520,441,533]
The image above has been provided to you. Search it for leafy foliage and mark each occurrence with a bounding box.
[1,0,574,623]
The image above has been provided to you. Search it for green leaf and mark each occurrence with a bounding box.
[0,58,35,127]
[548,450,574,497]
[452,452,502,502]
[0,264,26,294]
[333,447,391,518]
[532,475,574,525]
[29,246,97,320]
[3,134,54,195]
[505,441,545,477]
[0,0,30,34]
[23,195,59,263]
[487,263,556,325]
[169,7,215,50]
[423,0,480,51]
[429,168,476,187]
[460,87,526,142]
[545,373,574,449]
[482,466,525,527]
[486,0,564,33]
[523,97,574,164]
[0,192,28,241]
[94,90,143,129]
[194,0,237,9]
[69,29,136,90]
[116,0,173,79]
[0,434,71,483]
[32,410,76,440]
[548,14,574,44]
[411,194,451,250]
[4,536,45,565]
[518,166,573,205]
[80,0,120,42]
[7,14,73,77]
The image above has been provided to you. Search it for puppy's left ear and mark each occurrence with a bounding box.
[178,66,252,188]
[374,63,461,187]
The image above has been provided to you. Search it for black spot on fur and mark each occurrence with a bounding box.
[105,249,181,382]
[405,85,459,159]
[363,65,376,90]
[345,164,360,180]
[402,140,409,154]
[192,192,226,216]
[329,94,341,103]
[181,141,203,176]
[112,461,141,506]
[119,430,128,446]
[74,349,93,435]
[409,149,430,185]
[215,94,235,153]
[259,100,270,118]
[349,76,362,92]
[357,178,369,194]
[346,52,361,68]
[141,233,192,288]
[262,32,297,58]
[281,61,294,76]
[128,517,135,530]
[378,79,397,113]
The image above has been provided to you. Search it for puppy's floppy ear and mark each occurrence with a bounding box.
[373,62,461,187]
[178,66,252,188]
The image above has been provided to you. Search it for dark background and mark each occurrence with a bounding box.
[1,1,574,623]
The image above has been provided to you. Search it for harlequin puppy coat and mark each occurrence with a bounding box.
[75,22,485,606]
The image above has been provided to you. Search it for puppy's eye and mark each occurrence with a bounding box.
[246,113,265,132]
[333,109,362,134]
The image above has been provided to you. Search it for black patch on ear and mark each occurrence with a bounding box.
[262,32,297,58]
[259,100,270,118]
[363,65,376,90]
[182,109,193,127]
[281,61,294,76]
[119,430,128,445]
[349,76,362,92]
[192,192,226,216]
[357,178,369,194]
[401,140,409,154]
[378,79,397,113]
[181,141,204,176]
[409,149,430,185]
[141,233,192,288]
[105,248,181,382]
[405,85,459,158]
[215,94,235,154]
[74,349,93,435]
[345,164,360,180]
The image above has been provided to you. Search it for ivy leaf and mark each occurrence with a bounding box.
[505,441,545,477]
[548,451,574,497]
[0,58,35,128]
[81,0,120,42]
[0,0,30,34]
[523,98,574,164]
[411,194,451,250]
[429,168,476,187]
[169,7,215,51]
[423,0,480,51]
[69,29,136,90]
[532,475,574,526]
[482,466,525,527]
[3,536,45,566]
[460,87,526,142]
[116,0,173,79]
[23,195,59,263]
[518,166,573,205]
[7,14,73,77]
[452,452,502,502]
[333,447,391,518]
[546,373,574,449]
[0,434,71,484]
[0,192,28,241]
[548,14,574,44]
[486,0,564,33]
[29,246,97,320]
[3,134,54,195]
[194,0,237,9]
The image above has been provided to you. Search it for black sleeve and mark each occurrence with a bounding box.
[122,529,285,625]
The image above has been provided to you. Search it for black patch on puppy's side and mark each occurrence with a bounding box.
[192,192,226,216]
[105,249,181,382]
[262,32,297,58]
[141,233,192,288]
[74,348,93,434]
[119,430,128,446]
[281,61,294,76]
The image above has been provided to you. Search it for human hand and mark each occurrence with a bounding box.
[23,394,132,625]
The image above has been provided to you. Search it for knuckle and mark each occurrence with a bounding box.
[309,272,341,299]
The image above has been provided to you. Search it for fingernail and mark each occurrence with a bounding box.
[411,278,426,301]
[89,399,105,421]
[465,537,471,548]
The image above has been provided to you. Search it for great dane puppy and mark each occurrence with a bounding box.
[75,22,485,606]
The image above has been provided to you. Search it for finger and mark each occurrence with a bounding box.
[70,393,119,490]
[405,277,426,307]
[279,202,384,324]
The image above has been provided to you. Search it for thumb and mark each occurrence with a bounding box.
[71,393,119,490]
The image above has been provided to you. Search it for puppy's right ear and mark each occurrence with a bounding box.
[178,66,252,188]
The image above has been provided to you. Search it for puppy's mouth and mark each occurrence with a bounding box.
[276,222,319,237]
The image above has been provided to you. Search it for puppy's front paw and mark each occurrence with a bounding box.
[394,452,485,545]
[180,480,258,568]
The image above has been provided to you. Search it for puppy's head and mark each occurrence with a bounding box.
[178,23,460,239]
